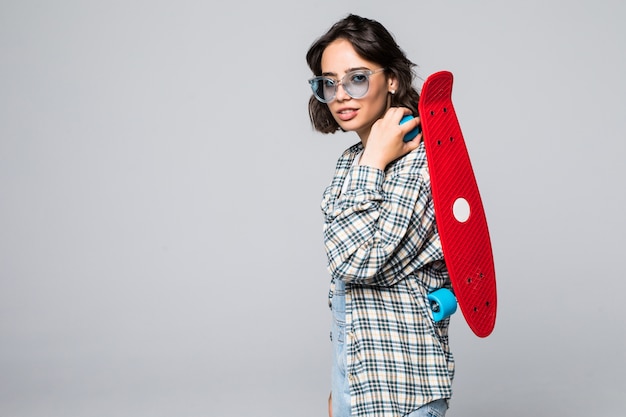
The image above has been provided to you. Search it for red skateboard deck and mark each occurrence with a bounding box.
[419,71,497,337]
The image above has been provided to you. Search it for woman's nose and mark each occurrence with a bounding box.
[335,83,350,101]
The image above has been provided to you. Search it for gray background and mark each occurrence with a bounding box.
[1,0,625,416]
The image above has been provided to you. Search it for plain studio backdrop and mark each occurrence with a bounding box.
[1,0,624,416]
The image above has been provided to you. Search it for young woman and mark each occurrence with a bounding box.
[306,15,455,417]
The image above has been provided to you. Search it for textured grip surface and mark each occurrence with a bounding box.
[419,71,497,337]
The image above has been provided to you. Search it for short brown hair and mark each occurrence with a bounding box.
[306,14,420,134]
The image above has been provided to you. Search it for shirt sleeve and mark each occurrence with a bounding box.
[323,154,434,287]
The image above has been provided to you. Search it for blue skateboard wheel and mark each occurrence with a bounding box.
[428,288,457,322]
[400,114,421,142]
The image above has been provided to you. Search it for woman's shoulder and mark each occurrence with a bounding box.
[388,141,428,177]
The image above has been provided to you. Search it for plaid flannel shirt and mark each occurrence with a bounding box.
[321,141,455,417]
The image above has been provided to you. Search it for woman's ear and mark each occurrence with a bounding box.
[387,74,398,94]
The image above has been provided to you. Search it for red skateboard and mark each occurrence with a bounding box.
[419,71,497,338]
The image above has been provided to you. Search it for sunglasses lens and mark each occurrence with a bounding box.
[344,72,369,98]
[310,77,335,103]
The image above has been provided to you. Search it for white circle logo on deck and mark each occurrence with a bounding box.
[453,198,471,223]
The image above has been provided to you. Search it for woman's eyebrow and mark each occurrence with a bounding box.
[321,67,370,77]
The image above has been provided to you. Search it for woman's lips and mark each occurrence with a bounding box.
[336,107,358,121]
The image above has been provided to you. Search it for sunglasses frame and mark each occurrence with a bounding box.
[308,68,386,103]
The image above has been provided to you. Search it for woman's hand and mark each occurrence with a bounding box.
[359,107,422,170]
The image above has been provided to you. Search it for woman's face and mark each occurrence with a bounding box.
[321,38,394,141]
